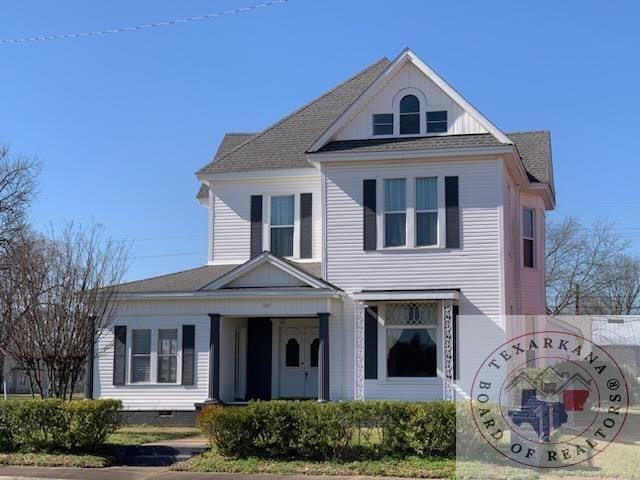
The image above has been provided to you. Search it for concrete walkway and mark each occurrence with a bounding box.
[0,467,416,480]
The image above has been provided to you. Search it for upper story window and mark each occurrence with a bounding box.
[384,179,406,247]
[399,95,420,135]
[415,177,438,246]
[372,113,394,135]
[523,208,535,268]
[270,195,294,257]
[426,110,448,133]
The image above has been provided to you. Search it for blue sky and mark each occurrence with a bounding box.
[1,0,639,281]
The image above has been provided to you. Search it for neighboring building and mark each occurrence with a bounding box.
[90,49,555,423]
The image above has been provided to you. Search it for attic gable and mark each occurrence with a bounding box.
[224,262,308,289]
[309,49,511,151]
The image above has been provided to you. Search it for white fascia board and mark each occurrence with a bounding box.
[197,167,318,183]
[527,183,556,210]
[308,145,514,163]
[352,290,460,301]
[116,288,339,301]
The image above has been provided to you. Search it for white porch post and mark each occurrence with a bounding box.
[442,299,454,401]
[354,300,365,400]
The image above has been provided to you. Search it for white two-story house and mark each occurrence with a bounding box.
[89,49,555,424]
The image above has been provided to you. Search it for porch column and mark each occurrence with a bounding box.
[207,313,221,403]
[318,312,331,402]
[442,300,454,401]
[354,301,365,400]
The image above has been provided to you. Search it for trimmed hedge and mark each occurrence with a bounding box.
[0,399,122,453]
[197,400,455,460]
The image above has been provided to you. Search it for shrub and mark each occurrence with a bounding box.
[0,399,122,453]
[197,400,456,460]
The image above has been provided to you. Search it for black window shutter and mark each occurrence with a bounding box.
[453,305,459,380]
[182,325,195,386]
[363,179,377,251]
[300,193,313,259]
[445,176,460,248]
[364,306,378,379]
[250,195,263,258]
[113,326,127,386]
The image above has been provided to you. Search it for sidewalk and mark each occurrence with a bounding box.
[0,466,415,480]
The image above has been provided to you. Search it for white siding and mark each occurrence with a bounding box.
[324,158,504,321]
[226,262,307,288]
[335,62,487,140]
[519,191,546,314]
[210,174,322,264]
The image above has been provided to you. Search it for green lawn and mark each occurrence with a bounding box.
[105,425,200,446]
[174,451,455,478]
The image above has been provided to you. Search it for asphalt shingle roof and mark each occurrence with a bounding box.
[197,58,392,174]
[118,262,321,293]
[318,131,553,187]
[196,132,257,199]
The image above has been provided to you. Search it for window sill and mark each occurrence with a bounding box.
[124,382,182,387]
[372,245,455,253]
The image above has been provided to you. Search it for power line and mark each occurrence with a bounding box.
[0,0,290,44]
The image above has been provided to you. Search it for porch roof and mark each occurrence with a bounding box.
[352,289,460,301]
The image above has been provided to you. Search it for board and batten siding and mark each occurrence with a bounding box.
[210,174,321,264]
[324,158,505,321]
[335,62,487,140]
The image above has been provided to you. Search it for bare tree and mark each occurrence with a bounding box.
[546,216,640,315]
[0,224,129,399]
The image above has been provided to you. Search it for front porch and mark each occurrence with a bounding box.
[205,313,331,404]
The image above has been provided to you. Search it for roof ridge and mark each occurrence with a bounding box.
[506,129,550,135]
[196,57,389,174]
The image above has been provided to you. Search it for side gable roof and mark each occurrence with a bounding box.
[196,132,256,199]
[196,58,391,175]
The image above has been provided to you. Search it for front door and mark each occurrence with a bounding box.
[279,326,319,398]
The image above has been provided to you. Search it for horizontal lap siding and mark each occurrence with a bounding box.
[325,158,504,320]
[211,175,321,264]
[520,192,546,314]
[95,315,210,411]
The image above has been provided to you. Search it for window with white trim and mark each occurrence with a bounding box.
[399,95,420,135]
[415,177,438,246]
[384,179,406,247]
[372,113,393,135]
[157,329,178,383]
[523,208,535,268]
[426,110,448,133]
[385,303,438,378]
[270,195,294,257]
[131,329,151,383]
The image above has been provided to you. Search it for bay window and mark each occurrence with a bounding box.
[385,303,438,378]
[270,195,294,257]
[384,179,406,247]
[415,177,438,246]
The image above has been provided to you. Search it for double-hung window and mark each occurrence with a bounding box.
[523,208,535,268]
[385,303,438,378]
[270,195,294,257]
[415,177,438,246]
[157,329,178,383]
[372,113,393,135]
[131,329,151,383]
[384,179,406,247]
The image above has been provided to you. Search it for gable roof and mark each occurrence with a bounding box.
[117,259,322,294]
[508,130,553,186]
[197,58,391,175]
[196,132,256,199]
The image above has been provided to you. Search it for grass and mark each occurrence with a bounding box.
[0,452,111,468]
[173,451,455,478]
[105,425,200,446]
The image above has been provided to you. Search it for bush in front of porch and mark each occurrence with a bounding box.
[197,400,456,460]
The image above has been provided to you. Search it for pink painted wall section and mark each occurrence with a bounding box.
[519,191,547,314]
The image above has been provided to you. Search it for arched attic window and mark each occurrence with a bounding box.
[399,94,420,135]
